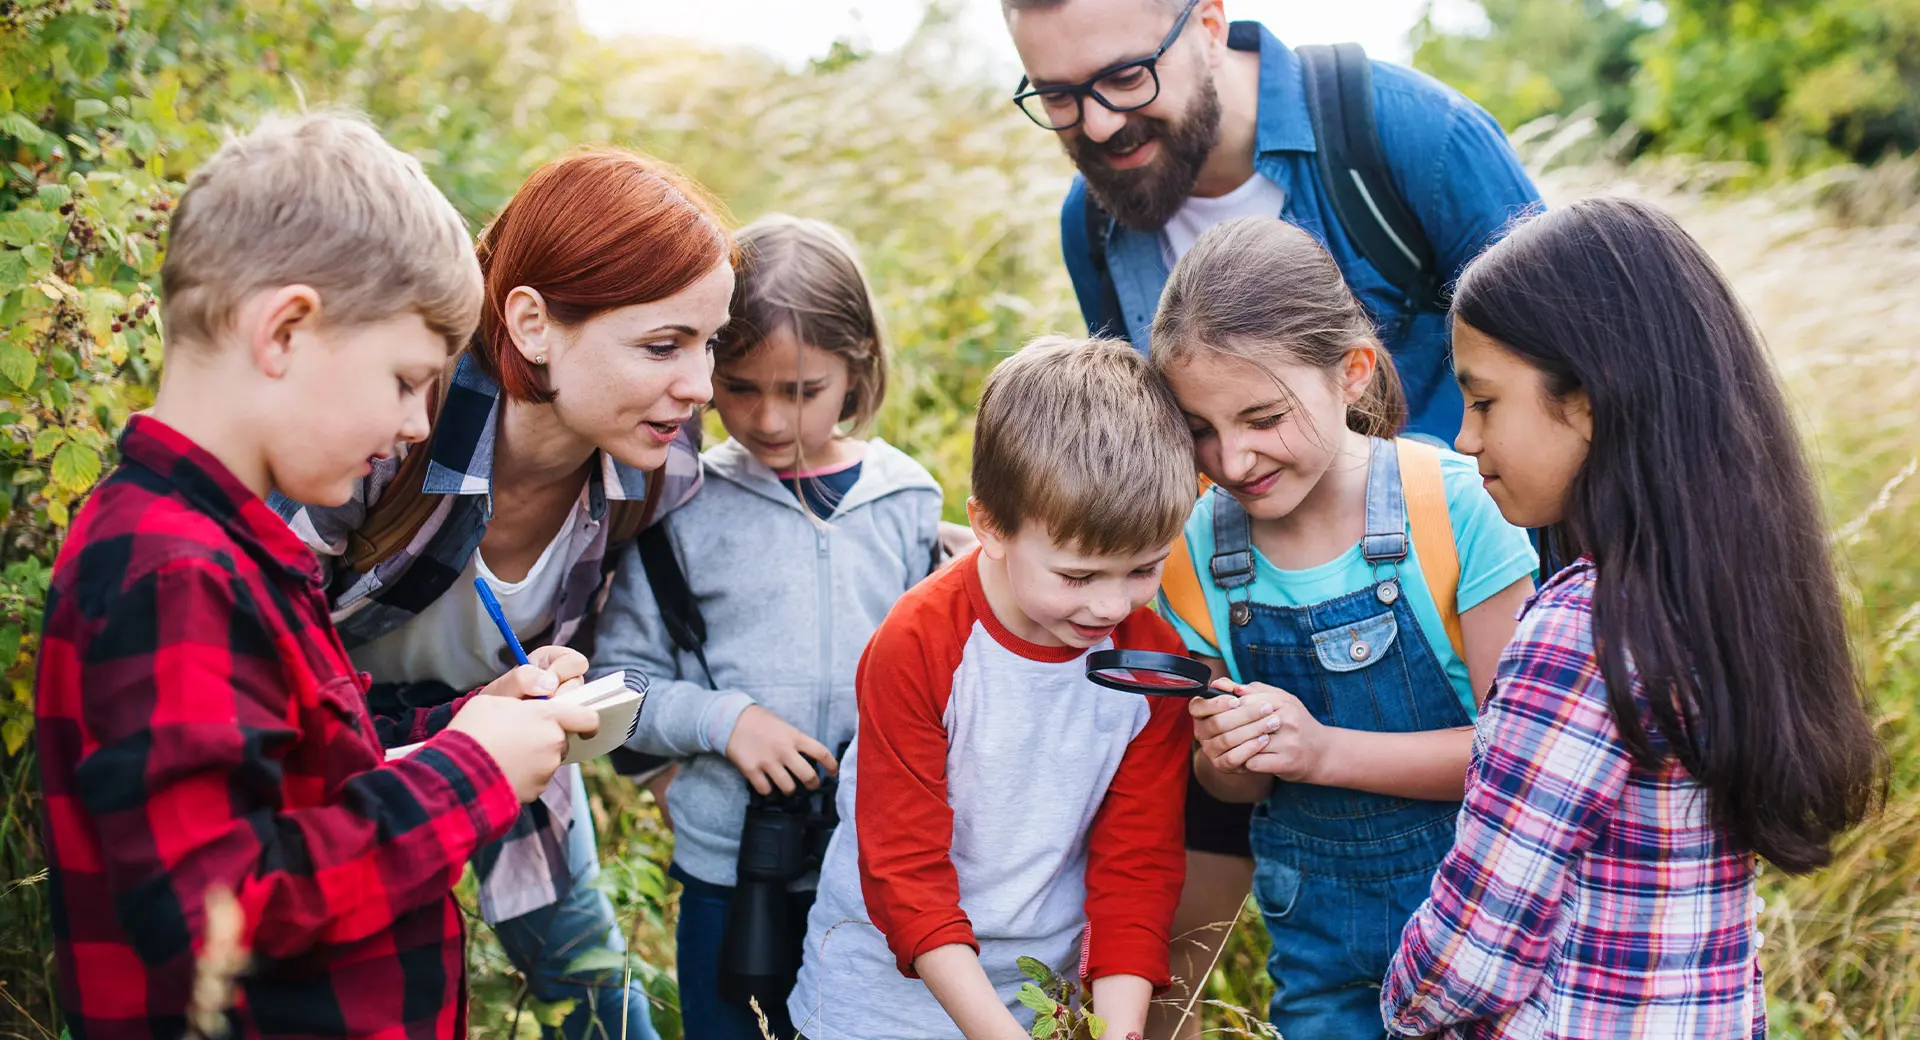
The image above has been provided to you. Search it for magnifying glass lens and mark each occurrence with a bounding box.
[1085,649,1211,695]
[1092,667,1203,690]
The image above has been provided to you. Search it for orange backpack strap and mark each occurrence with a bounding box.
[1397,438,1465,663]
[1160,528,1219,655]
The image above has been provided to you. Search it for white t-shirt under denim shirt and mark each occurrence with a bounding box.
[1159,171,1289,268]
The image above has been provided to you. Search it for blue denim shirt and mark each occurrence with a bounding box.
[1060,22,1543,443]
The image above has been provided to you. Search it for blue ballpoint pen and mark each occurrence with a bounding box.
[474,576,533,670]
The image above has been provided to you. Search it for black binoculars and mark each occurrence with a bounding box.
[717,751,843,1008]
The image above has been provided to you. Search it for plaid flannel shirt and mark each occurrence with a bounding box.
[273,353,701,921]
[36,415,522,1040]
[1382,558,1766,1039]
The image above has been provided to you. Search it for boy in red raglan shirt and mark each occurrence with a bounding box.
[33,113,601,1040]
[788,337,1197,1040]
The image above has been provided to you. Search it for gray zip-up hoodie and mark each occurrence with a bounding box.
[591,437,942,887]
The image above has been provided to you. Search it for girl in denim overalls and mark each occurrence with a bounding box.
[1147,217,1538,1039]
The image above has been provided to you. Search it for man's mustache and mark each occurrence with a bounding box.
[1077,118,1162,160]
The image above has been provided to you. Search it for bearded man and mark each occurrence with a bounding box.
[1005,0,1541,445]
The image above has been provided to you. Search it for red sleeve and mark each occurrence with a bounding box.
[71,560,521,961]
[1082,609,1192,987]
[854,573,976,978]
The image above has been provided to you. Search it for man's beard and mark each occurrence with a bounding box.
[1066,74,1224,232]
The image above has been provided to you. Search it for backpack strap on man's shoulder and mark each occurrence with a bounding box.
[1297,42,1445,313]
[1396,437,1465,663]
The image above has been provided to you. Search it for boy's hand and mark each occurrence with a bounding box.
[725,705,838,796]
[1190,679,1329,783]
[448,696,600,802]
[479,645,590,699]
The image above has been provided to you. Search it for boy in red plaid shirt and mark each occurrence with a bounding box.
[34,113,602,1040]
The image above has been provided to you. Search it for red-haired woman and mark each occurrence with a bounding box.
[277,149,734,1040]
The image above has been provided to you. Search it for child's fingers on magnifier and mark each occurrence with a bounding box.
[1188,693,1244,719]
[1193,701,1273,741]
[1215,733,1271,772]
[743,768,773,797]
[1203,718,1278,761]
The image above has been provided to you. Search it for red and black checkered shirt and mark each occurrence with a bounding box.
[35,416,523,1040]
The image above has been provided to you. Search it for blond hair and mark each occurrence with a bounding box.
[715,214,888,435]
[972,336,1195,555]
[160,111,482,353]
[1150,217,1407,439]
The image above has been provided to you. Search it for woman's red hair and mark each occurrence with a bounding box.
[471,149,733,403]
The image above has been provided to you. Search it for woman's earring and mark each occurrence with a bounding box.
[534,354,546,365]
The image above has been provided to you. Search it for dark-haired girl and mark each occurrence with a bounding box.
[1382,196,1884,1038]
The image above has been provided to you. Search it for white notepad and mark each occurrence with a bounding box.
[385,670,649,766]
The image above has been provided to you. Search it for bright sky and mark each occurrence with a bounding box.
[575,1,1477,73]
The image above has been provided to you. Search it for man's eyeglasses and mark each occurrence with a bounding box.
[1011,0,1202,131]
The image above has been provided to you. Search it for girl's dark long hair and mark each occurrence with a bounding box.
[1454,196,1884,874]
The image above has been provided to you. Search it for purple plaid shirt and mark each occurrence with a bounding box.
[1383,557,1766,1039]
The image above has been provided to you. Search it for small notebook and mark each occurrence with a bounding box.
[385,671,649,766]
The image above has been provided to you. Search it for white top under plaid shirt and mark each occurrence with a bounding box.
[1383,558,1766,1039]
[274,354,702,920]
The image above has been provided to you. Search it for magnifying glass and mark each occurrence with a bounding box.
[1085,649,1212,696]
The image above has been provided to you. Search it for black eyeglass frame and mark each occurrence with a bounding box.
[1010,0,1202,131]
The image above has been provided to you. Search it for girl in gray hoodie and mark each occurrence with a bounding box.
[591,215,942,1040]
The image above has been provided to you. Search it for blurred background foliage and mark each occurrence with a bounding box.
[3,0,1919,1036]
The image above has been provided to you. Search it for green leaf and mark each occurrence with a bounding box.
[65,32,108,81]
[526,997,576,1029]
[0,249,26,290]
[50,441,101,492]
[72,98,108,122]
[1032,1012,1060,1039]
[32,427,65,458]
[1085,1013,1108,1038]
[2,717,26,756]
[1017,955,1055,986]
[0,624,21,666]
[0,344,35,389]
[124,121,158,158]
[0,211,59,248]
[0,111,43,147]
[45,497,68,526]
[562,946,627,976]
[36,183,71,209]
[1017,982,1057,1014]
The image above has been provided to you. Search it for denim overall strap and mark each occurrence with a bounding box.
[1361,436,1407,565]
[1210,489,1257,627]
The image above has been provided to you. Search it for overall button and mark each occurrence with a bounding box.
[1350,641,1371,662]
[1230,602,1252,627]
[1376,581,1400,605]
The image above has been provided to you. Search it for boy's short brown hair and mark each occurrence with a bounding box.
[971,336,1195,556]
[160,111,481,353]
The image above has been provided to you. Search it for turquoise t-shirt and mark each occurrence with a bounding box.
[1164,449,1537,717]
